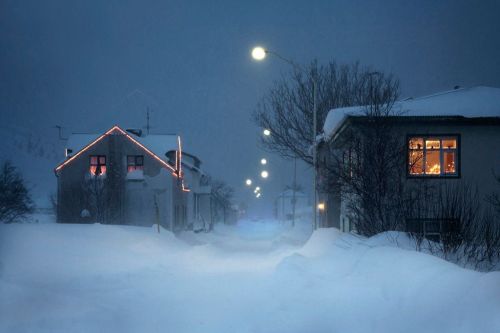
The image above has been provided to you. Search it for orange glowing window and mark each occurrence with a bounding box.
[90,155,106,176]
[408,136,458,177]
[127,155,144,172]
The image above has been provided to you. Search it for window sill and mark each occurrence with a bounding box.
[126,171,145,181]
[407,174,460,179]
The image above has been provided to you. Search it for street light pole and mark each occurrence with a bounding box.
[252,46,318,230]
[312,78,318,230]
[292,157,297,227]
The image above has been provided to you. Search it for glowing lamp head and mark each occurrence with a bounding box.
[260,158,267,165]
[317,203,325,211]
[256,192,261,198]
[251,46,267,61]
[245,179,252,186]
[254,186,261,193]
[261,170,269,179]
[263,129,271,136]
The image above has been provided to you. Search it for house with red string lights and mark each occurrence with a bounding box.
[54,125,197,231]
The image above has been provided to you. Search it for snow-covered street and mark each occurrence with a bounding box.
[1,219,499,333]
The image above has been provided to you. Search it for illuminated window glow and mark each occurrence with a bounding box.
[90,155,106,176]
[127,155,144,172]
[408,136,458,176]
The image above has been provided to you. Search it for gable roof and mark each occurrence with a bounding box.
[323,86,500,141]
[55,125,179,174]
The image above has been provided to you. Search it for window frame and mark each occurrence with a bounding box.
[89,155,107,176]
[406,134,461,179]
[127,155,144,173]
[406,218,459,243]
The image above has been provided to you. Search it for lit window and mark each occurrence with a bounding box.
[90,155,106,176]
[408,136,458,176]
[127,155,144,172]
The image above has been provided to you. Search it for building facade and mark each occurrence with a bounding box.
[317,86,500,237]
[54,125,196,231]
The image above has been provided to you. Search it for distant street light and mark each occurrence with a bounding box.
[261,170,269,179]
[251,45,318,230]
[251,46,267,61]
[254,186,261,193]
[260,158,267,165]
[256,192,262,198]
[245,179,252,186]
[263,129,271,136]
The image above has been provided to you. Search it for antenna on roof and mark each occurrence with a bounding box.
[143,107,156,135]
[146,107,150,135]
[54,125,68,140]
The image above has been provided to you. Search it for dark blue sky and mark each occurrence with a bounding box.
[1,0,499,211]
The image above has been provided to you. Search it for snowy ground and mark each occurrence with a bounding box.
[1,218,499,333]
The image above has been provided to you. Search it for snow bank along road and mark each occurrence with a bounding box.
[1,219,499,333]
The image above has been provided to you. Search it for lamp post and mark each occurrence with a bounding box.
[252,46,318,230]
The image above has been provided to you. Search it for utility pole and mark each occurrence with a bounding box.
[292,157,297,227]
[312,78,318,230]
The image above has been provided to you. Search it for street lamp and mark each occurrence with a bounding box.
[260,158,267,165]
[260,170,269,179]
[263,129,271,136]
[245,179,252,186]
[251,46,266,61]
[251,45,319,230]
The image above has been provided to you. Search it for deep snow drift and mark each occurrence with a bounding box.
[1,219,499,333]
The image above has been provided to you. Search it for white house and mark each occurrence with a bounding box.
[54,125,209,232]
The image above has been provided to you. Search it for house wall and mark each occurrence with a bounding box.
[56,131,185,230]
[182,167,201,229]
[401,123,500,198]
[318,191,341,228]
[317,142,342,228]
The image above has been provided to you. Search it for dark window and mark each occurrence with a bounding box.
[127,155,144,172]
[90,155,106,176]
[406,218,458,242]
[408,136,459,177]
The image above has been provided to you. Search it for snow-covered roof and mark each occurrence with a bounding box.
[323,86,500,140]
[66,130,179,164]
[66,134,101,155]
[131,134,179,163]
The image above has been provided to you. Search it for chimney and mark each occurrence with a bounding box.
[126,129,143,137]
